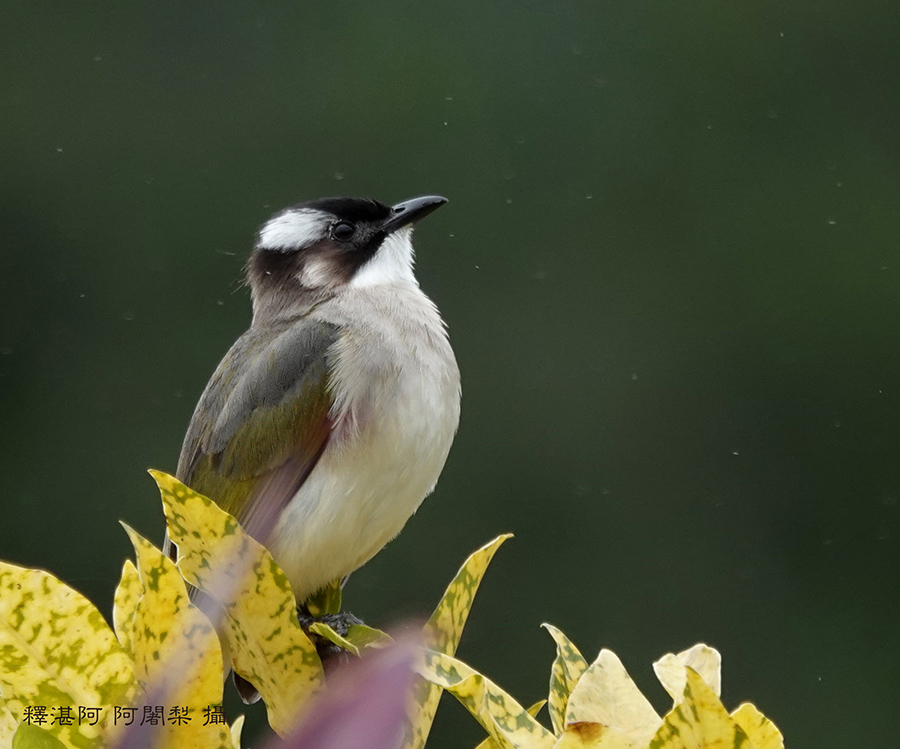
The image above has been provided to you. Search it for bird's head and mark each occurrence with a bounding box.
[247,195,447,313]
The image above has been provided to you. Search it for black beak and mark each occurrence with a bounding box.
[382,195,448,234]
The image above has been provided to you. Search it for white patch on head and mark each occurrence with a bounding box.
[350,227,418,288]
[257,208,330,250]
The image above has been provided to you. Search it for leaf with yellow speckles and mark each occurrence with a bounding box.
[0,693,18,747]
[566,649,661,746]
[553,722,641,749]
[542,624,589,736]
[12,723,68,749]
[731,703,784,749]
[473,701,546,749]
[112,559,141,657]
[405,534,513,749]
[418,649,555,749]
[346,624,392,651]
[150,470,323,736]
[124,524,232,749]
[0,560,137,749]
[308,622,393,657]
[652,644,721,706]
[424,534,513,655]
[309,622,360,656]
[650,668,750,749]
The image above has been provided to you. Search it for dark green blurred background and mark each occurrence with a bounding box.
[2,2,899,746]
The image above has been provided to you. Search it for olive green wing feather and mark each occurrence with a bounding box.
[173,318,340,544]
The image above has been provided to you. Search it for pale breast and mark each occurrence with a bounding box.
[268,283,460,600]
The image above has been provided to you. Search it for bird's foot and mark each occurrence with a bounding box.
[297,608,365,670]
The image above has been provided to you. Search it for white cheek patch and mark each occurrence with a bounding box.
[350,228,418,288]
[258,209,329,250]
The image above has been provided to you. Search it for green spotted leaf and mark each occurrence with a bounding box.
[12,723,68,749]
[0,692,18,747]
[424,534,513,655]
[652,644,721,706]
[112,559,141,657]
[0,560,137,749]
[150,470,324,736]
[406,534,512,749]
[650,668,751,749]
[346,624,392,651]
[124,525,233,749]
[541,624,589,736]
[418,649,555,749]
[731,702,784,749]
[566,649,661,746]
[307,621,392,657]
[473,701,546,749]
[309,622,360,656]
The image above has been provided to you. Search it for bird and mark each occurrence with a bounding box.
[164,194,460,614]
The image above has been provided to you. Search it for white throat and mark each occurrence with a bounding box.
[350,227,418,288]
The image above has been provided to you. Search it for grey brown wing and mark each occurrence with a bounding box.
[166,318,340,550]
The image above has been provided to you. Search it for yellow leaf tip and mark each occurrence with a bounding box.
[147,468,179,487]
[484,532,513,550]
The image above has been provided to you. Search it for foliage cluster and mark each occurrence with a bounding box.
[0,473,783,749]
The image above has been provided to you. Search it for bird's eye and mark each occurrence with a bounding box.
[331,222,356,241]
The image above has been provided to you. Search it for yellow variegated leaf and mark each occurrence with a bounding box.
[12,723,68,749]
[474,701,546,749]
[309,622,360,656]
[731,702,784,749]
[308,621,391,657]
[652,644,721,706]
[553,723,640,749]
[651,668,750,749]
[542,624,589,736]
[230,714,246,749]
[305,579,342,617]
[0,560,137,749]
[346,624,392,651]
[125,525,224,702]
[419,649,555,749]
[150,470,323,735]
[1,692,18,747]
[112,559,141,656]
[124,525,232,749]
[566,649,660,746]
[424,535,513,654]
[406,534,513,749]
